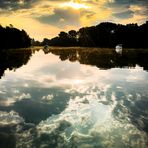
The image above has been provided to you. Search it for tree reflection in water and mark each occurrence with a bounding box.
[0,49,32,79]
[0,47,148,147]
[46,48,148,71]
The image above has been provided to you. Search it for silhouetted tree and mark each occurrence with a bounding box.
[41,38,50,46]
[68,30,78,46]
[32,39,42,46]
[78,27,96,47]
[44,21,148,48]
[59,31,68,38]
[0,25,31,50]
[44,31,78,47]
[68,30,77,38]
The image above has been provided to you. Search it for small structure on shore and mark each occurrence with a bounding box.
[115,44,122,54]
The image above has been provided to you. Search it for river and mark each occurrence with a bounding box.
[0,47,148,147]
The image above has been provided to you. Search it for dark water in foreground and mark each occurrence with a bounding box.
[0,47,148,148]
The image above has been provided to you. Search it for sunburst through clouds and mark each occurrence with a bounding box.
[61,0,90,10]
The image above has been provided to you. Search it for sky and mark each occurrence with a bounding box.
[0,0,148,41]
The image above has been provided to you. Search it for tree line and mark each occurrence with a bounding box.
[41,21,148,48]
[49,48,148,71]
[0,24,31,50]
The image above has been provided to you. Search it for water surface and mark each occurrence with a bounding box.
[0,47,148,147]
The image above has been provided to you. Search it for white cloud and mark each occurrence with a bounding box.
[0,110,24,126]
[41,94,54,103]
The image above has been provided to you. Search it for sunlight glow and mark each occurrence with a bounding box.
[61,0,90,10]
[18,0,24,5]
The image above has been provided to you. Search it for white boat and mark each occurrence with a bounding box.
[43,45,50,54]
[115,44,122,54]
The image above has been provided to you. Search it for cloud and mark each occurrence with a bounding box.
[113,10,134,19]
[0,93,31,106]
[0,110,35,148]
[107,0,148,7]
[0,16,61,40]
[129,5,148,17]
[19,89,147,147]
[41,94,54,104]
[0,0,147,40]
[107,0,148,17]
[36,8,81,28]
[0,110,24,125]
[103,0,148,24]
[18,93,31,100]
[0,0,38,10]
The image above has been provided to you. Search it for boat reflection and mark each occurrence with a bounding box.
[48,48,148,71]
[1,47,148,81]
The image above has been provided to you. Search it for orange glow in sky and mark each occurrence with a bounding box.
[0,0,147,41]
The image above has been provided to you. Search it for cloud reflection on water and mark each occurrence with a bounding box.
[0,48,148,147]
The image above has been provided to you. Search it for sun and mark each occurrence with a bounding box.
[61,0,90,10]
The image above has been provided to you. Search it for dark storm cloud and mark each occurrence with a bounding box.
[113,10,134,19]
[0,0,69,10]
[108,0,148,7]
[106,0,148,19]
[0,0,37,10]
[36,8,80,28]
